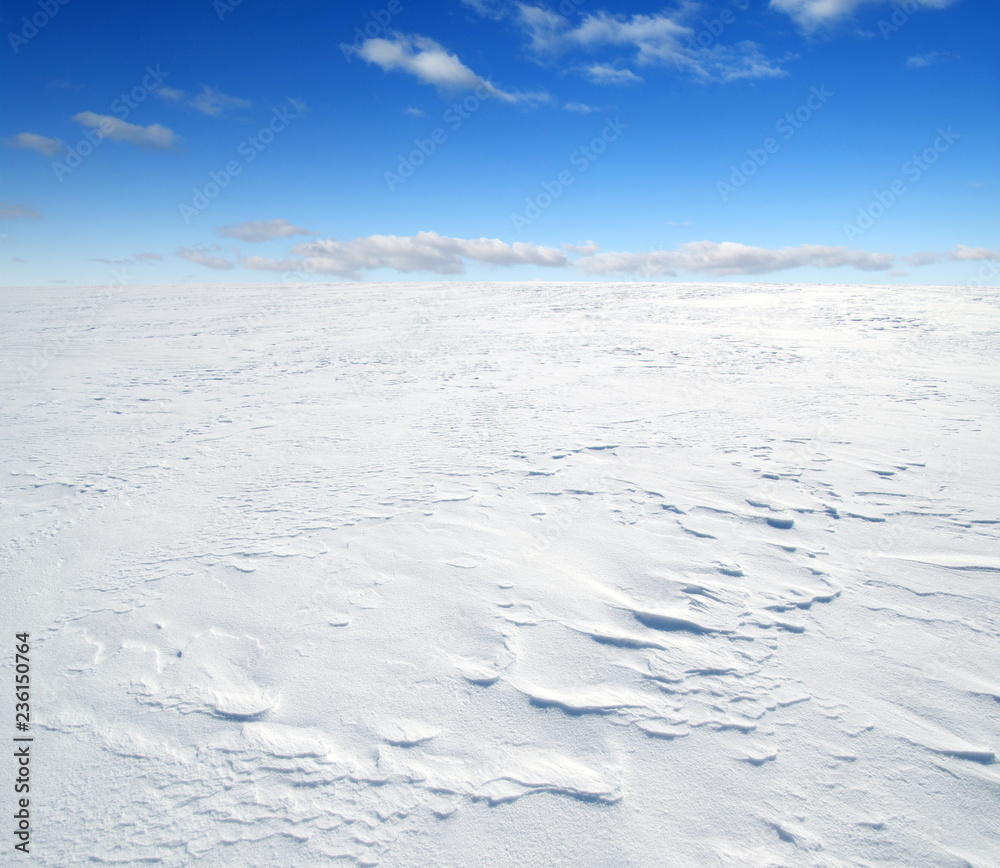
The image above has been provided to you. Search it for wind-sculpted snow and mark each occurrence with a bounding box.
[2,281,999,865]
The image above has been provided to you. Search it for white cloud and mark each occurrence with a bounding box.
[0,202,41,219]
[561,10,692,60]
[218,219,315,243]
[85,252,163,265]
[3,132,65,156]
[517,4,569,54]
[769,0,869,29]
[168,234,997,280]
[461,0,509,19]
[948,245,999,261]
[177,247,236,270]
[905,52,937,68]
[770,0,958,31]
[517,7,786,83]
[677,43,789,83]
[345,32,546,103]
[903,251,942,266]
[576,241,896,276]
[72,112,180,149]
[404,106,426,116]
[905,50,956,68]
[189,85,252,116]
[904,245,1000,265]
[243,231,568,278]
[351,33,483,89]
[155,85,251,115]
[584,64,643,85]
[563,101,597,112]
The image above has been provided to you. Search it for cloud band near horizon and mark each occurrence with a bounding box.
[172,230,997,280]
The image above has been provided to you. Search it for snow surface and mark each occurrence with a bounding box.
[2,280,999,866]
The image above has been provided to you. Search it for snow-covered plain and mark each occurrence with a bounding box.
[2,280,999,866]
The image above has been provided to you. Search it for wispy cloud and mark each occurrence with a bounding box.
[517,4,570,54]
[903,245,999,265]
[88,251,164,265]
[189,85,252,116]
[948,244,999,261]
[218,219,315,243]
[345,32,548,103]
[584,64,643,85]
[156,85,251,116]
[72,112,180,149]
[575,241,896,276]
[146,233,998,280]
[241,231,568,278]
[905,50,956,68]
[0,202,42,219]
[679,44,790,83]
[516,7,787,83]
[177,247,237,269]
[770,0,959,32]
[461,0,509,19]
[3,132,65,156]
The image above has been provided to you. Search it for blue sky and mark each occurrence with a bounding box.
[1,0,997,286]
